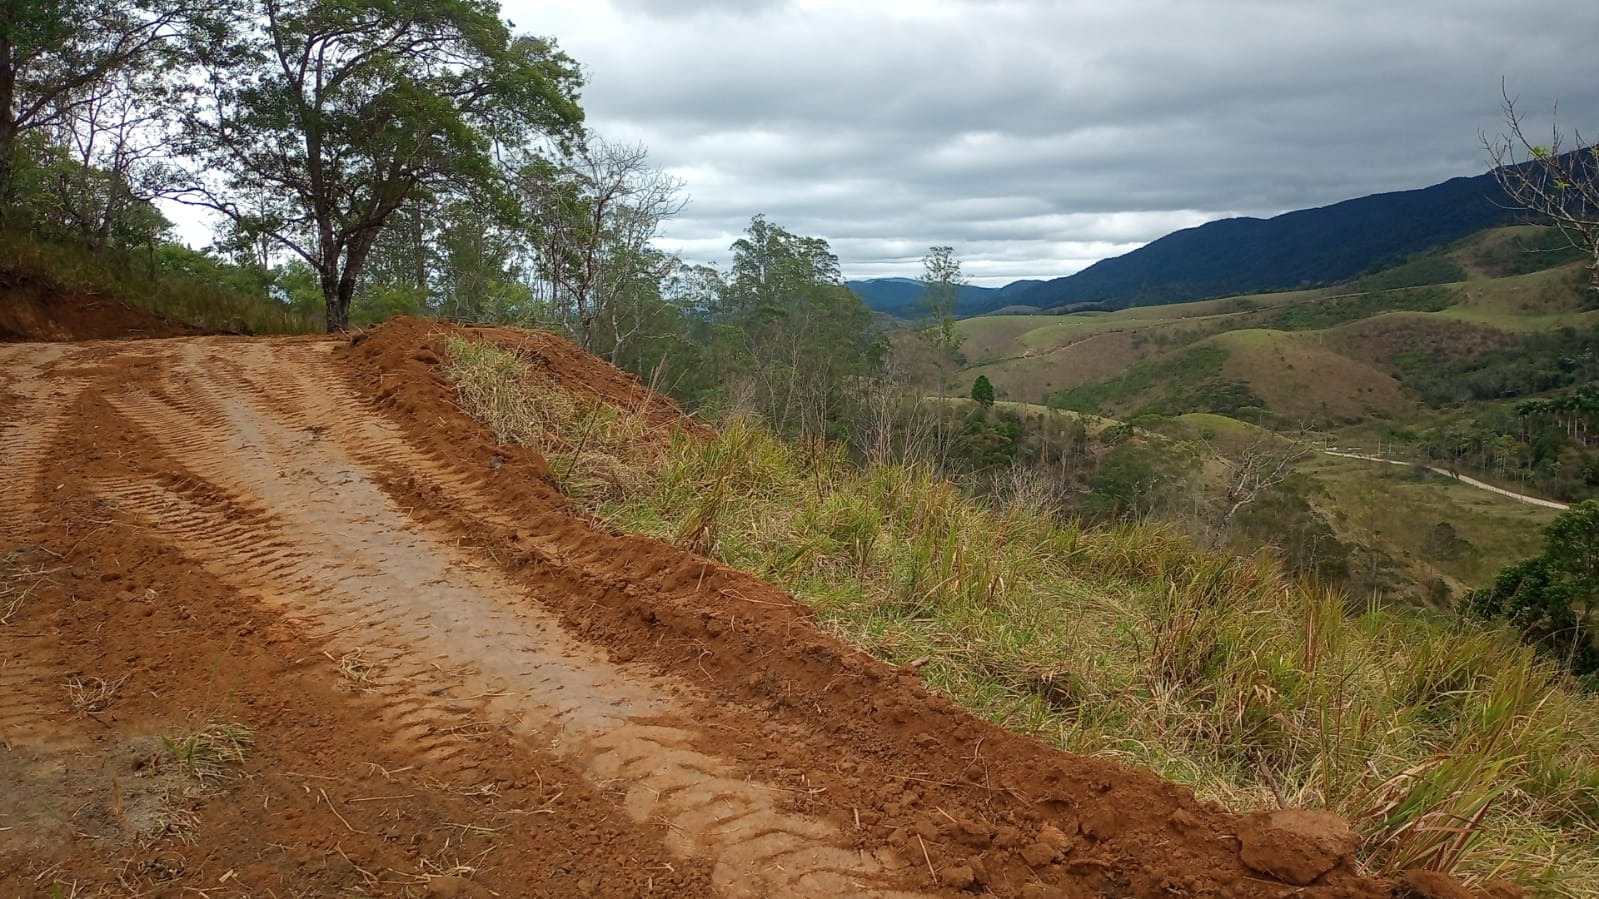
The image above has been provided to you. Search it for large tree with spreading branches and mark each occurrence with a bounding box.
[174,0,584,331]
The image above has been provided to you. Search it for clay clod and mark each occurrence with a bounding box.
[1478,881,1526,899]
[1396,870,1474,899]
[1235,808,1358,886]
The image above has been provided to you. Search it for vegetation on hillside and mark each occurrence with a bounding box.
[1010,172,1517,311]
[16,3,1599,892]
[1044,345,1264,418]
[0,229,316,335]
[1467,502,1599,680]
[444,334,1599,895]
[1392,327,1599,503]
[949,245,1596,610]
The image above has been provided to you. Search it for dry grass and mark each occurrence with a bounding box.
[441,335,667,506]
[161,723,254,783]
[1202,330,1412,421]
[1302,454,1558,590]
[327,648,376,692]
[0,550,58,625]
[443,334,1599,894]
[64,674,128,715]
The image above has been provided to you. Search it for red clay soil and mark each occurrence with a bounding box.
[0,315,1493,897]
[0,276,194,341]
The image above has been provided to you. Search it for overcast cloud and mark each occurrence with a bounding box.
[509,1,1595,285]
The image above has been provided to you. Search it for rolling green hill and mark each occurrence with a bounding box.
[944,225,1598,601]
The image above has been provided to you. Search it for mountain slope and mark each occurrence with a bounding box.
[846,277,1044,318]
[1013,172,1516,310]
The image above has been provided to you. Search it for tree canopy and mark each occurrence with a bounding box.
[1466,500,1599,677]
[173,0,584,330]
[0,0,189,215]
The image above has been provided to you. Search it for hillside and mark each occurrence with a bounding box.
[14,288,1599,893]
[948,227,1597,605]
[846,276,1044,317]
[3,312,1413,897]
[961,229,1593,412]
[0,230,317,339]
[1009,171,1517,310]
[852,166,1575,319]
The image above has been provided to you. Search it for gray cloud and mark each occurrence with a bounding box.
[512,0,1599,285]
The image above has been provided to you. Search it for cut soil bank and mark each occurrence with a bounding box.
[0,317,1488,897]
[0,276,195,342]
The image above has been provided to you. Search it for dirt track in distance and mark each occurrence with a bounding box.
[0,324,1401,897]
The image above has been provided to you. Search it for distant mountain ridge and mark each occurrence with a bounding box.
[844,277,1043,318]
[848,167,1525,317]
[1010,171,1517,311]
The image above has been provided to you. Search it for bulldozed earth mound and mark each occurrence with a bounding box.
[0,315,1489,897]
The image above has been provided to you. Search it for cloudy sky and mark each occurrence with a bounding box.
[501,0,1599,286]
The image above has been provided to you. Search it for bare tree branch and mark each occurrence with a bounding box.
[1483,83,1599,298]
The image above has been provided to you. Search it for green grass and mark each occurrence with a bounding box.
[443,335,1599,895]
[953,256,1592,415]
[0,230,318,335]
[1043,344,1268,419]
[1303,454,1559,589]
[1255,286,1457,332]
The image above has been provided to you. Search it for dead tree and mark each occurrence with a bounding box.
[1483,85,1599,299]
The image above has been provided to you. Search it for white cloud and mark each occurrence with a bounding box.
[464,2,1599,282]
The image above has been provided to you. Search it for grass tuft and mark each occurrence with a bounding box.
[63,674,128,715]
[161,724,255,783]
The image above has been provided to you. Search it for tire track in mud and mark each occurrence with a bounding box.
[99,342,928,899]
[0,345,91,771]
[0,345,108,860]
[0,345,82,544]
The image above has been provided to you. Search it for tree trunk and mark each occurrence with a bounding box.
[319,268,346,332]
[329,277,356,332]
[325,231,378,333]
[0,120,17,224]
[0,37,16,223]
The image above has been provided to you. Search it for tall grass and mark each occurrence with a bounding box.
[445,336,1599,894]
[0,231,317,335]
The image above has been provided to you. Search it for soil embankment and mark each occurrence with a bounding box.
[0,317,1473,896]
[0,276,194,342]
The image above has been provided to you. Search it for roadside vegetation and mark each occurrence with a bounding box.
[444,333,1599,894]
[0,229,318,335]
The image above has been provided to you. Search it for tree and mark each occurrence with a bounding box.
[173,0,584,331]
[716,215,878,438]
[519,139,686,359]
[1466,500,1599,675]
[918,246,966,469]
[971,374,994,408]
[1546,500,1599,621]
[38,63,176,250]
[918,245,965,368]
[1215,426,1316,533]
[0,0,187,219]
[1483,86,1599,300]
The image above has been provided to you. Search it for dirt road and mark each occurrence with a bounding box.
[1319,449,1570,510]
[0,327,1391,897]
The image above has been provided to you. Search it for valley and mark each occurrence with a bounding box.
[928,227,1597,605]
